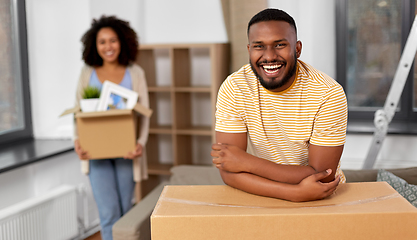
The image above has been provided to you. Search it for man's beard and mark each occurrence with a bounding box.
[250,54,297,91]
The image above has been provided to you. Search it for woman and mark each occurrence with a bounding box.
[73,16,149,240]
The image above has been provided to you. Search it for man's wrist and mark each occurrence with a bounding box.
[290,184,303,202]
[242,151,255,173]
[272,182,301,202]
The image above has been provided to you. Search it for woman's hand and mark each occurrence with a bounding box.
[74,139,90,160]
[124,143,143,160]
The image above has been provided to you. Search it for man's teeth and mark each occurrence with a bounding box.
[263,64,282,73]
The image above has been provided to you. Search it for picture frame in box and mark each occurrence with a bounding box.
[97,80,138,111]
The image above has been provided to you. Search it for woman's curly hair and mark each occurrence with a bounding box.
[81,16,139,66]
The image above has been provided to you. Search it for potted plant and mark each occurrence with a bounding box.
[80,86,101,112]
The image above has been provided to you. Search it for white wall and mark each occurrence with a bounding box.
[268,0,336,78]
[26,0,90,139]
[89,0,143,34]
[140,0,227,44]
[341,134,417,170]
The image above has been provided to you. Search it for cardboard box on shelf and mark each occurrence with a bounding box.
[151,182,417,240]
[60,103,152,159]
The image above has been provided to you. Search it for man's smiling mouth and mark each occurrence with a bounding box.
[261,64,283,74]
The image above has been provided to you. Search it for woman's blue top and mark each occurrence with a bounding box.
[89,69,132,90]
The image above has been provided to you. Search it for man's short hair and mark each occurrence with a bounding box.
[247,8,297,37]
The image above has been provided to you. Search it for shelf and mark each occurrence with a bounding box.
[148,86,172,92]
[149,127,173,134]
[147,163,173,175]
[174,87,211,93]
[176,126,212,136]
[137,43,230,175]
[140,43,225,50]
[148,86,211,93]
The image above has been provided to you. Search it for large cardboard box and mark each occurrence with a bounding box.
[60,103,152,159]
[151,182,417,240]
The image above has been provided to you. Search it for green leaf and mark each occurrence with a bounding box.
[82,86,101,99]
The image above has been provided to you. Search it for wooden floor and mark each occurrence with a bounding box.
[84,231,101,240]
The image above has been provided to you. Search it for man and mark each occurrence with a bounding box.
[211,8,347,202]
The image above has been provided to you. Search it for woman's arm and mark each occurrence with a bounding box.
[131,65,150,147]
[73,66,93,141]
[73,66,93,160]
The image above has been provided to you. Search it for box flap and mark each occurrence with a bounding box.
[59,106,80,117]
[133,103,153,118]
[62,102,152,118]
[75,109,132,118]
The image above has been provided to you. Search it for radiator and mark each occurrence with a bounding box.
[0,185,78,240]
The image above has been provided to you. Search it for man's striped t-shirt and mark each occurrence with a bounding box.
[215,60,347,182]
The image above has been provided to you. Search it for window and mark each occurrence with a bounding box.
[336,0,417,133]
[0,0,32,145]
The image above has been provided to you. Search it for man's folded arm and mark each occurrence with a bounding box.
[219,169,339,202]
[213,131,341,184]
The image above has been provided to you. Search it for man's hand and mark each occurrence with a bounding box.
[124,143,143,160]
[74,139,90,160]
[292,169,340,202]
[211,143,250,173]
